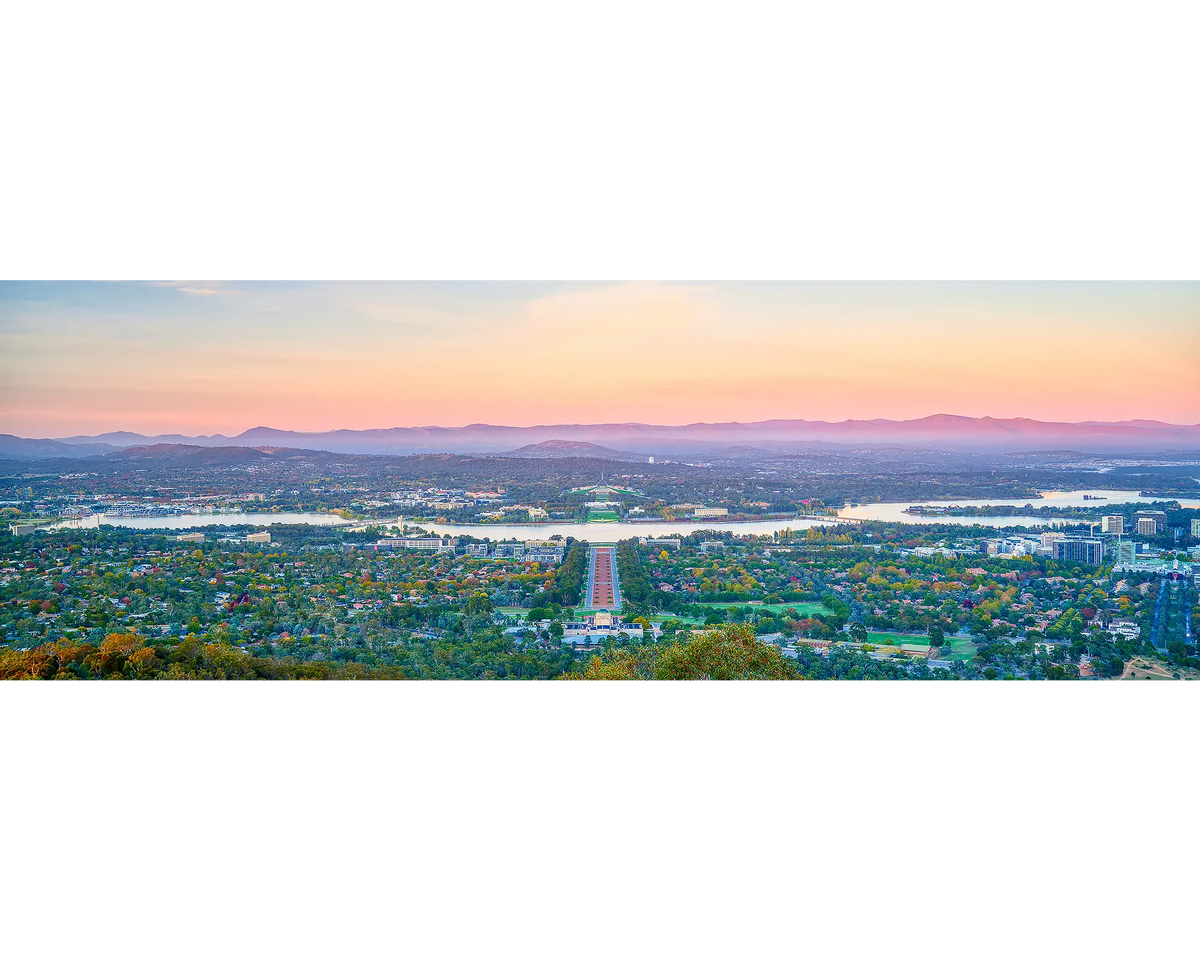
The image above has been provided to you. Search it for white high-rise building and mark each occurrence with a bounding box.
[1101,515,1123,535]
[1040,531,1066,554]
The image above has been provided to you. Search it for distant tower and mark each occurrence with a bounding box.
[648,456,655,464]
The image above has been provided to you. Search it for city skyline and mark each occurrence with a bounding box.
[2,281,1197,436]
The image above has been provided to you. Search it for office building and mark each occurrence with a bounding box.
[1192,518,1200,538]
[645,538,681,551]
[1040,531,1066,554]
[247,531,271,543]
[1110,540,1136,564]
[1108,621,1140,640]
[1135,510,1166,535]
[1101,515,1124,535]
[1137,518,1160,536]
[1052,538,1105,565]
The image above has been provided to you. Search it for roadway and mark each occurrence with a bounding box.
[585,544,621,612]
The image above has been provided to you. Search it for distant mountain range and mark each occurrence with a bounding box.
[3,415,1200,460]
[499,440,644,460]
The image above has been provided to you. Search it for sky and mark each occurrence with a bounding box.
[1,281,1197,437]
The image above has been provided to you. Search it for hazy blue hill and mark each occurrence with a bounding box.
[0,435,119,459]
[11,416,1200,458]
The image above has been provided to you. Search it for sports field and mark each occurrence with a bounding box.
[865,630,927,645]
[859,633,931,657]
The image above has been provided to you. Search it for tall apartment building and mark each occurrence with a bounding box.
[1136,510,1166,535]
[1101,515,1124,535]
[1040,531,1066,553]
[1052,538,1105,565]
[1110,540,1136,564]
[1192,518,1200,537]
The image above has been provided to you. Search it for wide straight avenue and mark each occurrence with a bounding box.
[586,544,621,612]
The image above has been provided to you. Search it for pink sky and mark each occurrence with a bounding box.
[2,281,1197,436]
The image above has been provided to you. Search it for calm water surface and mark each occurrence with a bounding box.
[838,489,1200,526]
[44,490,1199,536]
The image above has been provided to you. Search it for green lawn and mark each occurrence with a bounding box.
[651,613,706,626]
[865,630,926,643]
[864,631,932,652]
[945,637,978,661]
[691,601,828,617]
[586,509,620,522]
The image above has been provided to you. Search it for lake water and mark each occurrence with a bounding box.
[837,489,1200,527]
[417,518,835,540]
[46,512,352,531]
[40,489,1199,536]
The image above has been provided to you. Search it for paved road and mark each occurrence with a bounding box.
[586,545,621,611]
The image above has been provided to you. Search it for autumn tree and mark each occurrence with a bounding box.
[569,623,797,681]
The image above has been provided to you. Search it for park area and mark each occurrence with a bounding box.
[586,508,620,522]
[1120,657,1200,681]
[692,601,829,617]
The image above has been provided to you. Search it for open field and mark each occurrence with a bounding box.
[691,601,828,617]
[650,613,706,625]
[945,637,978,661]
[586,509,620,522]
[864,631,932,655]
[1121,657,1200,681]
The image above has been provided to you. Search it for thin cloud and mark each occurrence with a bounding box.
[147,281,228,295]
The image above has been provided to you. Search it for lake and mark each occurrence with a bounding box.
[417,518,836,540]
[837,489,1200,527]
[41,489,1199,536]
[45,512,352,531]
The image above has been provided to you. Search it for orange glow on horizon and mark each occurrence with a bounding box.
[2,281,1197,436]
